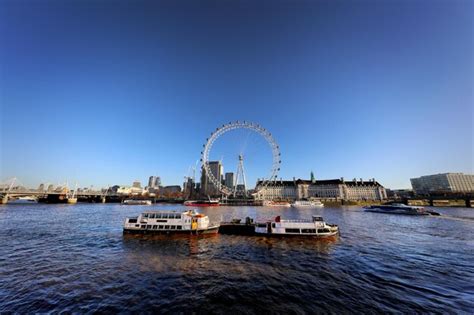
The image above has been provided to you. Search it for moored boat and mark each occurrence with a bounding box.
[263,200,291,207]
[123,209,219,234]
[9,196,38,204]
[364,203,440,216]
[219,215,338,238]
[290,200,324,208]
[183,199,220,207]
[123,199,152,205]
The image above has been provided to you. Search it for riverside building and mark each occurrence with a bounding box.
[410,173,474,195]
[255,178,387,201]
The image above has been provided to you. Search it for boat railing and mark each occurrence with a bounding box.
[280,219,313,223]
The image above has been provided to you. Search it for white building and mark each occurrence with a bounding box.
[117,186,144,196]
[410,173,474,195]
[255,178,387,201]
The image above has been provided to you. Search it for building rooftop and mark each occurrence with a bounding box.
[256,178,383,187]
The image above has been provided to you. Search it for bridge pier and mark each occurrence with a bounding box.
[1,195,8,204]
[466,199,472,208]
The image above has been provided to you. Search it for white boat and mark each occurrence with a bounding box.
[123,209,219,235]
[123,199,152,205]
[254,215,338,237]
[219,215,338,238]
[263,200,291,207]
[290,200,324,208]
[9,196,38,204]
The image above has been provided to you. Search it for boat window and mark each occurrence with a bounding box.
[128,218,137,223]
[256,223,266,228]
[162,214,169,219]
[317,229,330,233]
[272,223,276,228]
[149,214,155,219]
[135,224,139,227]
[165,225,170,229]
[312,217,323,222]
[158,225,164,229]
[285,228,300,233]
[177,226,182,230]
[175,214,181,219]
[146,225,151,229]
[156,219,167,223]
[170,226,176,230]
[152,225,158,230]
[143,214,149,218]
[301,229,316,233]
[141,225,146,229]
[155,213,162,219]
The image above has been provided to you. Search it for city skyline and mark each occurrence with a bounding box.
[1,0,473,189]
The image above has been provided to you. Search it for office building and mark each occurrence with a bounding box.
[148,176,161,188]
[200,161,223,197]
[410,173,474,195]
[225,172,234,189]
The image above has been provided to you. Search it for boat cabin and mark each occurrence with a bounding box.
[124,209,211,232]
[254,215,337,236]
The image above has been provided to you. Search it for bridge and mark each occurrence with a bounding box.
[0,178,115,204]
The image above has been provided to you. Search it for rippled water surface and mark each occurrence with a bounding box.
[0,204,473,313]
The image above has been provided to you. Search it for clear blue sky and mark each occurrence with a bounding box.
[1,0,472,189]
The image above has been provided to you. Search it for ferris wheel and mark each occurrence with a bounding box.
[201,121,281,196]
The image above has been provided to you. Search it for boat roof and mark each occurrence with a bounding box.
[142,209,201,215]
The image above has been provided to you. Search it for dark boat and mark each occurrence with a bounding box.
[364,203,440,216]
[183,198,220,207]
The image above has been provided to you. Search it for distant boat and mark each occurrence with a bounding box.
[291,200,324,208]
[123,199,152,205]
[263,200,291,207]
[364,203,440,216]
[183,199,220,207]
[9,196,37,204]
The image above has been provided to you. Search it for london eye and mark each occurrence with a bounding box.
[201,121,281,196]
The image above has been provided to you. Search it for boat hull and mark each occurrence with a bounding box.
[364,209,429,215]
[123,225,219,235]
[256,231,338,238]
[291,205,324,209]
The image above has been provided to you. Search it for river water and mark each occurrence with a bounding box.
[0,203,473,313]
